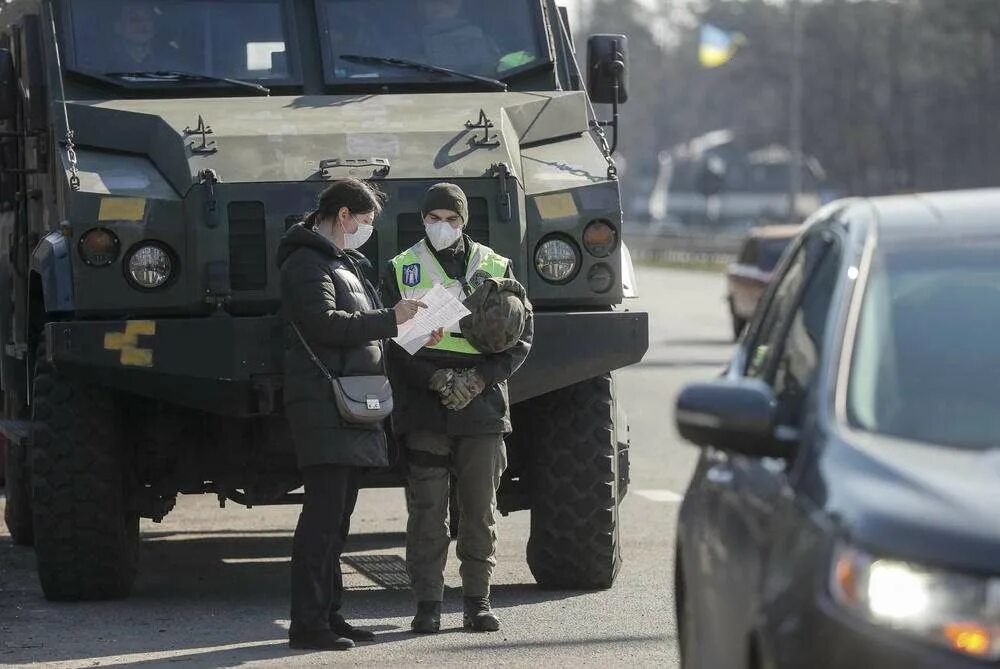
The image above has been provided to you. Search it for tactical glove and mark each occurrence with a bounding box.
[442,369,486,411]
[429,369,455,394]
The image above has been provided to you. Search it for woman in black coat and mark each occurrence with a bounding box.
[277,178,427,651]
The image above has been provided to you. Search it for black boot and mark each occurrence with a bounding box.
[463,596,500,632]
[288,628,355,651]
[331,613,376,642]
[410,600,442,634]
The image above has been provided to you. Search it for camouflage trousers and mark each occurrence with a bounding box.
[405,432,507,602]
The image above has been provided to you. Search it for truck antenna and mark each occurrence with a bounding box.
[556,8,618,181]
[45,0,80,191]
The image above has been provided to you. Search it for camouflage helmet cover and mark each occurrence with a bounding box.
[460,277,530,353]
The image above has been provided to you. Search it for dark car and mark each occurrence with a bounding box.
[674,190,1000,669]
[726,225,799,339]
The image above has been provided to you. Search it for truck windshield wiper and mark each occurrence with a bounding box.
[103,70,270,95]
[339,54,507,91]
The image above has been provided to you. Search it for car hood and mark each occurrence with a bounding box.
[817,432,1000,574]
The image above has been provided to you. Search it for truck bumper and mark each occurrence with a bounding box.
[45,309,648,415]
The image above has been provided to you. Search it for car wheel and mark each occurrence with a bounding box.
[676,551,699,668]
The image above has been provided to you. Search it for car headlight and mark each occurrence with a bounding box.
[830,543,1000,660]
[78,228,120,267]
[535,236,580,284]
[126,243,174,289]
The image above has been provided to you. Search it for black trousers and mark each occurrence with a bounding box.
[289,464,359,633]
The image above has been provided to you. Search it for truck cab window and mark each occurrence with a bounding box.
[64,0,293,83]
[320,0,546,82]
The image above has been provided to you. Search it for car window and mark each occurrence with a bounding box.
[758,237,791,272]
[738,238,758,265]
[746,230,840,424]
[745,243,807,378]
[770,239,840,424]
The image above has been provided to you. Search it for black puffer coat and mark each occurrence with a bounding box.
[277,223,397,469]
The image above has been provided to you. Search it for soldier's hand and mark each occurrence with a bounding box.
[425,328,445,348]
[442,369,486,411]
[394,299,427,325]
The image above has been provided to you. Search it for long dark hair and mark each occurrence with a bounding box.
[304,177,385,229]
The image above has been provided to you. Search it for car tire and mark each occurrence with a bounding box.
[524,375,622,589]
[30,343,139,601]
[676,551,698,669]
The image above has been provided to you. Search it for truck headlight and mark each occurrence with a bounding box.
[830,543,1000,660]
[535,235,579,284]
[126,243,174,289]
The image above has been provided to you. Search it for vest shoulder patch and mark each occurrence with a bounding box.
[402,263,421,287]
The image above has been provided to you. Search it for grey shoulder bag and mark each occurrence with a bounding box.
[290,322,393,424]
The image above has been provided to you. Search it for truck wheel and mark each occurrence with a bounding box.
[3,391,34,545]
[524,375,622,589]
[30,345,139,600]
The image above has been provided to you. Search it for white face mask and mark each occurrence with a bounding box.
[343,217,374,250]
[425,219,463,251]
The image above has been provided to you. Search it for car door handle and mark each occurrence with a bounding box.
[705,464,734,485]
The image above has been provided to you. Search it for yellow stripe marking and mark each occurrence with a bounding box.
[98,197,146,221]
[104,320,156,367]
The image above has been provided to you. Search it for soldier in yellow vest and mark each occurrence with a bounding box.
[382,183,533,634]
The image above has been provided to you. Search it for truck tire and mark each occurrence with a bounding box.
[3,390,34,545]
[524,375,622,589]
[30,345,139,600]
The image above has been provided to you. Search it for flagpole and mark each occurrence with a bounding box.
[788,0,804,222]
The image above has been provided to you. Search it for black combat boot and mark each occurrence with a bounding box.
[331,613,376,642]
[463,596,500,632]
[410,600,442,634]
[288,628,355,651]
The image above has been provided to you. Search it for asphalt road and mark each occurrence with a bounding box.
[0,266,732,668]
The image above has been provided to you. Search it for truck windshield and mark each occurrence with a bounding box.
[319,0,546,83]
[63,0,293,84]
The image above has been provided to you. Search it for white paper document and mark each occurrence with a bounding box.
[392,284,471,355]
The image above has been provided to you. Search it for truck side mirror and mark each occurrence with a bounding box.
[586,34,629,105]
[0,49,16,123]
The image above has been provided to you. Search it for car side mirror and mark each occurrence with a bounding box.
[586,34,629,105]
[675,378,789,457]
[0,49,16,123]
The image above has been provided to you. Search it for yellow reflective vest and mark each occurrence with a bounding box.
[390,239,509,355]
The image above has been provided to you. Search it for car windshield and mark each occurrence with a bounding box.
[319,0,546,82]
[64,0,293,83]
[848,235,1000,450]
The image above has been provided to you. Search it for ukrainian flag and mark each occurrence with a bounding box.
[699,24,744,68]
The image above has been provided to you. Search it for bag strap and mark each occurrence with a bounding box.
[290,322,337,384]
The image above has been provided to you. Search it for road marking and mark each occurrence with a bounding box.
[221,557,290,564]
[635,489,684,503]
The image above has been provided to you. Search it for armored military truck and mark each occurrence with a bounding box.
[0,0,648,601]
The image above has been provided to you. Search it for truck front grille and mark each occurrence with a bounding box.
[228,201,267,291]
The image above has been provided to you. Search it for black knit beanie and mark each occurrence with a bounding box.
[421,183,469,222]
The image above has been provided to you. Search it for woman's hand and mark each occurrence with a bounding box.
[425,328,445,348]
[394,299,427,325]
